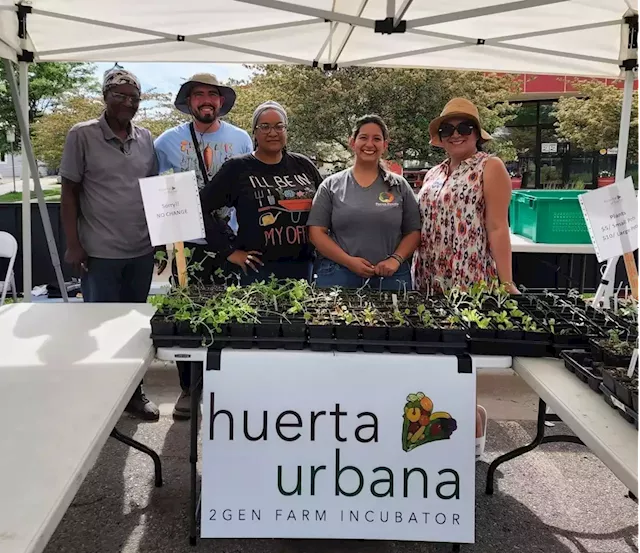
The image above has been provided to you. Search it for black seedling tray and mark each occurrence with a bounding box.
[561,350,603,392]
[601,367,638,409]
[467,336,549,357]
[151,332,468,355]
[600,383,639,429]
[306,336,466,355]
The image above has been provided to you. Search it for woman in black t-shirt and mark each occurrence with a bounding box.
[200,101,322,284]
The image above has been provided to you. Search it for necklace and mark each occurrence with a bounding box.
[197,121,216,150]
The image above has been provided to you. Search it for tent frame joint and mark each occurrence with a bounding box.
[374,17,406,34]
[311,60,338,71]
[176,35,185,42]
[17,49,33,62]
[477,38,486,45]
[16,2,31,39]
[624,14,638,31]
[620,14,638,71]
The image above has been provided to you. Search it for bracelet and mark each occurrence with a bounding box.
[387,253,404,265]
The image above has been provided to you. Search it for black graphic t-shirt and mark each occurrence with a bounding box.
[200,152,323,263]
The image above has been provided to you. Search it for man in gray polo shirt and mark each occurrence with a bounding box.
[59,67,159,421]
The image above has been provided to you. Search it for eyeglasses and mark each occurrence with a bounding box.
[438,121,475,139]
[110,91,140,105]
[255,123,287,134]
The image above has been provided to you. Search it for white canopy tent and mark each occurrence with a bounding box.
[0,0,636,301]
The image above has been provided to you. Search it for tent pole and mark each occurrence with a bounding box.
[387,0,395,18]
[593,67,637,306]
[19,61,31,301]
[4,59,68,302]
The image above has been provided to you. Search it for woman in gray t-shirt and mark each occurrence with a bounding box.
[307,115,421,290]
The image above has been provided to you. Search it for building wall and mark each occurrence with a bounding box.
[0,154,48,180]
[500,74,638,190]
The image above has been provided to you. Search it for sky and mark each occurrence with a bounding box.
[93,62,253,94]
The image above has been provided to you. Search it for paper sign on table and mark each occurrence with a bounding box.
[579,177,638,263]
[139,171,205,247]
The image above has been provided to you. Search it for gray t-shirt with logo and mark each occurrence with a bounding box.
[307,169,421,265]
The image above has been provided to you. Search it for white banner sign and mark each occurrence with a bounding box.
[139,171,205,246]
[579,177,638,262]
[202,351,476,543]
[541,143,558,153]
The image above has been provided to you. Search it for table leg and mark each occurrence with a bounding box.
[189,361,202,546]
[569,254,574,288]
[110,428,162,487]
[485,398,584,495]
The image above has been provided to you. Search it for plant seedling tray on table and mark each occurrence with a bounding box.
[561,350,604,392]
[600,383,639,429]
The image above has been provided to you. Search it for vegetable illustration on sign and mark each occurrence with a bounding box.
[402,392,458,452]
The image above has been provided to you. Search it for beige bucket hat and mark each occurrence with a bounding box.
[174,73,237,117]
[429,98,492,147]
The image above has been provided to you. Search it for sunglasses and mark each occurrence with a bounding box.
[438,121,476,139]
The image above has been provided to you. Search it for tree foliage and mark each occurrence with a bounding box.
[32,91,188,170]
[31,64,524,171]
[135,91,190,138]
[0,62,97,152]
[32,96,103,170]
[554,80,638,159]
[225,65,521,166]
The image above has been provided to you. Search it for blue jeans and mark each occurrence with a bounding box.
[81,253,154,303]
[314,259,413,291]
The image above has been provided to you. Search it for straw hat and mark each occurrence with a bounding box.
[429,98,492,147]
[174,73,237,117]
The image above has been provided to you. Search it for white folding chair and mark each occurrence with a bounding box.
[0,231,18,306]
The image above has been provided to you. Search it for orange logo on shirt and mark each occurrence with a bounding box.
[379,191,395,203]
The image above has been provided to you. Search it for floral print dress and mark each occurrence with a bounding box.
[411,151,497,293]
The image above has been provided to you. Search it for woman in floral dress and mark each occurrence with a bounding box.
[412,98,517,459]
[411,98,517,296]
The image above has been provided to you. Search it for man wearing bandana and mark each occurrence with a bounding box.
[154,74,252,420]
[59,67,160,421]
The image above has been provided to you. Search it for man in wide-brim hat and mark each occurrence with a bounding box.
[156,73,252,187]
[173,72,238,120]
[154,73,252,420]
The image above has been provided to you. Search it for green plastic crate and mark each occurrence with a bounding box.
[509,190,591,244]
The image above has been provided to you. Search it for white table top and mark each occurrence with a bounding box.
[514,357,638,495]
[0,303,156,553]
[510,232,595,255]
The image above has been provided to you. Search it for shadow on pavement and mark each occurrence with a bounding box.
[44,401,639,553]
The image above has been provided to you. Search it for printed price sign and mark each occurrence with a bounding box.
[139,171,205,246]
[579,177,638,262]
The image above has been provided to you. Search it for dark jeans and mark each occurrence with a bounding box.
[314,258,413,291]
[176,255,312,390]
[81,253,154,302]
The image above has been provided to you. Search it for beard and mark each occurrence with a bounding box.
[192,105,219,124]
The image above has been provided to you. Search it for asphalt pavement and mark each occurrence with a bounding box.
[42,367,638,553]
